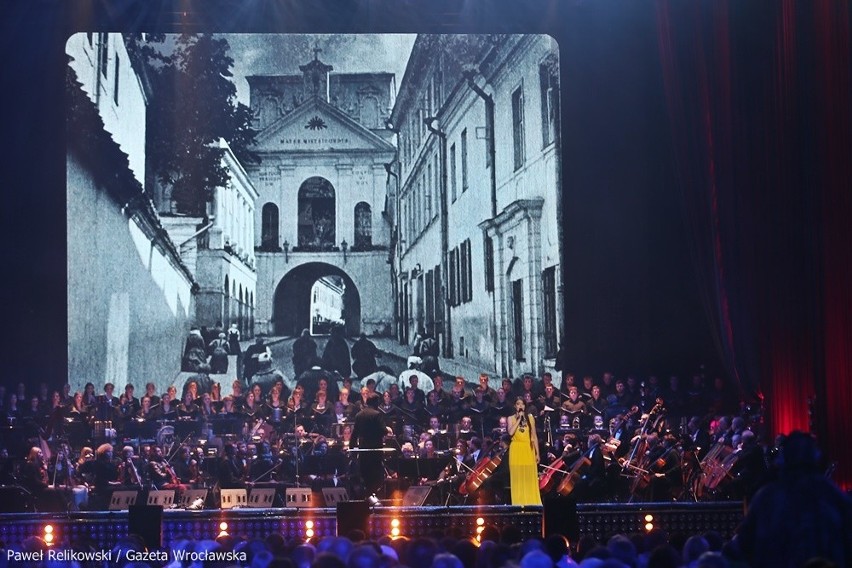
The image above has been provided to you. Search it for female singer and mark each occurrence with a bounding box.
[507,397,542,506]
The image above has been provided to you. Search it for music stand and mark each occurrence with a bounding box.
[211,417,243,437]
[174,419,202,440]
[108,490,139,510]
[322,487,349,507]
[146,490,175,507]
[220,488,247,509]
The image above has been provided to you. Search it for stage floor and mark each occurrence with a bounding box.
[0,501,744,550]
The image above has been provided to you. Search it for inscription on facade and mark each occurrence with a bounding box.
[280,137,351,146]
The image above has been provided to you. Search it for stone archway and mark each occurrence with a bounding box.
[272,262,361,337]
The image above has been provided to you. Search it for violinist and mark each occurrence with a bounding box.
[74,446,95,486]
[49,443,76,488]
[20,446,49,496]
[87,443,120,509]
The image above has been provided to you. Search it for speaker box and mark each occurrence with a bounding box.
[129,505,163,550]
[543,496,578,540]
[336,500,370,538]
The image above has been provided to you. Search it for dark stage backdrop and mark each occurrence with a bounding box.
[3,1,849,489]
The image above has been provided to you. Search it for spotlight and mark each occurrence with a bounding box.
[305,520,314,530]
[44,525,53,534]
[391,528,400,537]
[219,522,228,532]
[645,523,654,532]
[306,529,315,538]
[391,519,400,529]
[476,517,485,526]
[44,533,54,544]
[644,514,654,522]
[367,494,380,508]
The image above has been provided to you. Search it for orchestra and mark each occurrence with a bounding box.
[0,371,766,511]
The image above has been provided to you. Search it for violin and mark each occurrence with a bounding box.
[459,447,506,496]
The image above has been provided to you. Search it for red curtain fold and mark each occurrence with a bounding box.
[656,0,852,490]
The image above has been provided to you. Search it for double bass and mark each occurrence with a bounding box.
[459,447,507,496]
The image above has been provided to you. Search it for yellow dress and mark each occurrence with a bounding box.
[509,417,543,506]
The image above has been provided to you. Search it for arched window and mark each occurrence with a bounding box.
[354,202,372,249]
[297,177,336,250]
[261,203,279,250]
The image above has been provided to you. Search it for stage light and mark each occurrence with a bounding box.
[219,522,228,532]
[44,533,54,544]
[305,520,314,529]
[44,525,53,534]
[644,514,653,522]
[645,523,654,531]
[391,528,400,537]
[306,529,315,538]
[476,517,485,526]
[391,519,400,528]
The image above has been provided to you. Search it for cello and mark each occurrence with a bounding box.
[555,456,592,496]
[459,446,507,496]
[538,455,567,493]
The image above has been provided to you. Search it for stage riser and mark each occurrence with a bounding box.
[0,506,543,549]
[0,503,742,549]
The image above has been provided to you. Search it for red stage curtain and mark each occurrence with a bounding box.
[656,0,852,490]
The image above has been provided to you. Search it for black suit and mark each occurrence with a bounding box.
[351,406,386,496]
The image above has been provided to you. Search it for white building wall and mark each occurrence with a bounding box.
[66,33,147,185]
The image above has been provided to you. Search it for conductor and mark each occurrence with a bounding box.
[350,393,390,499]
